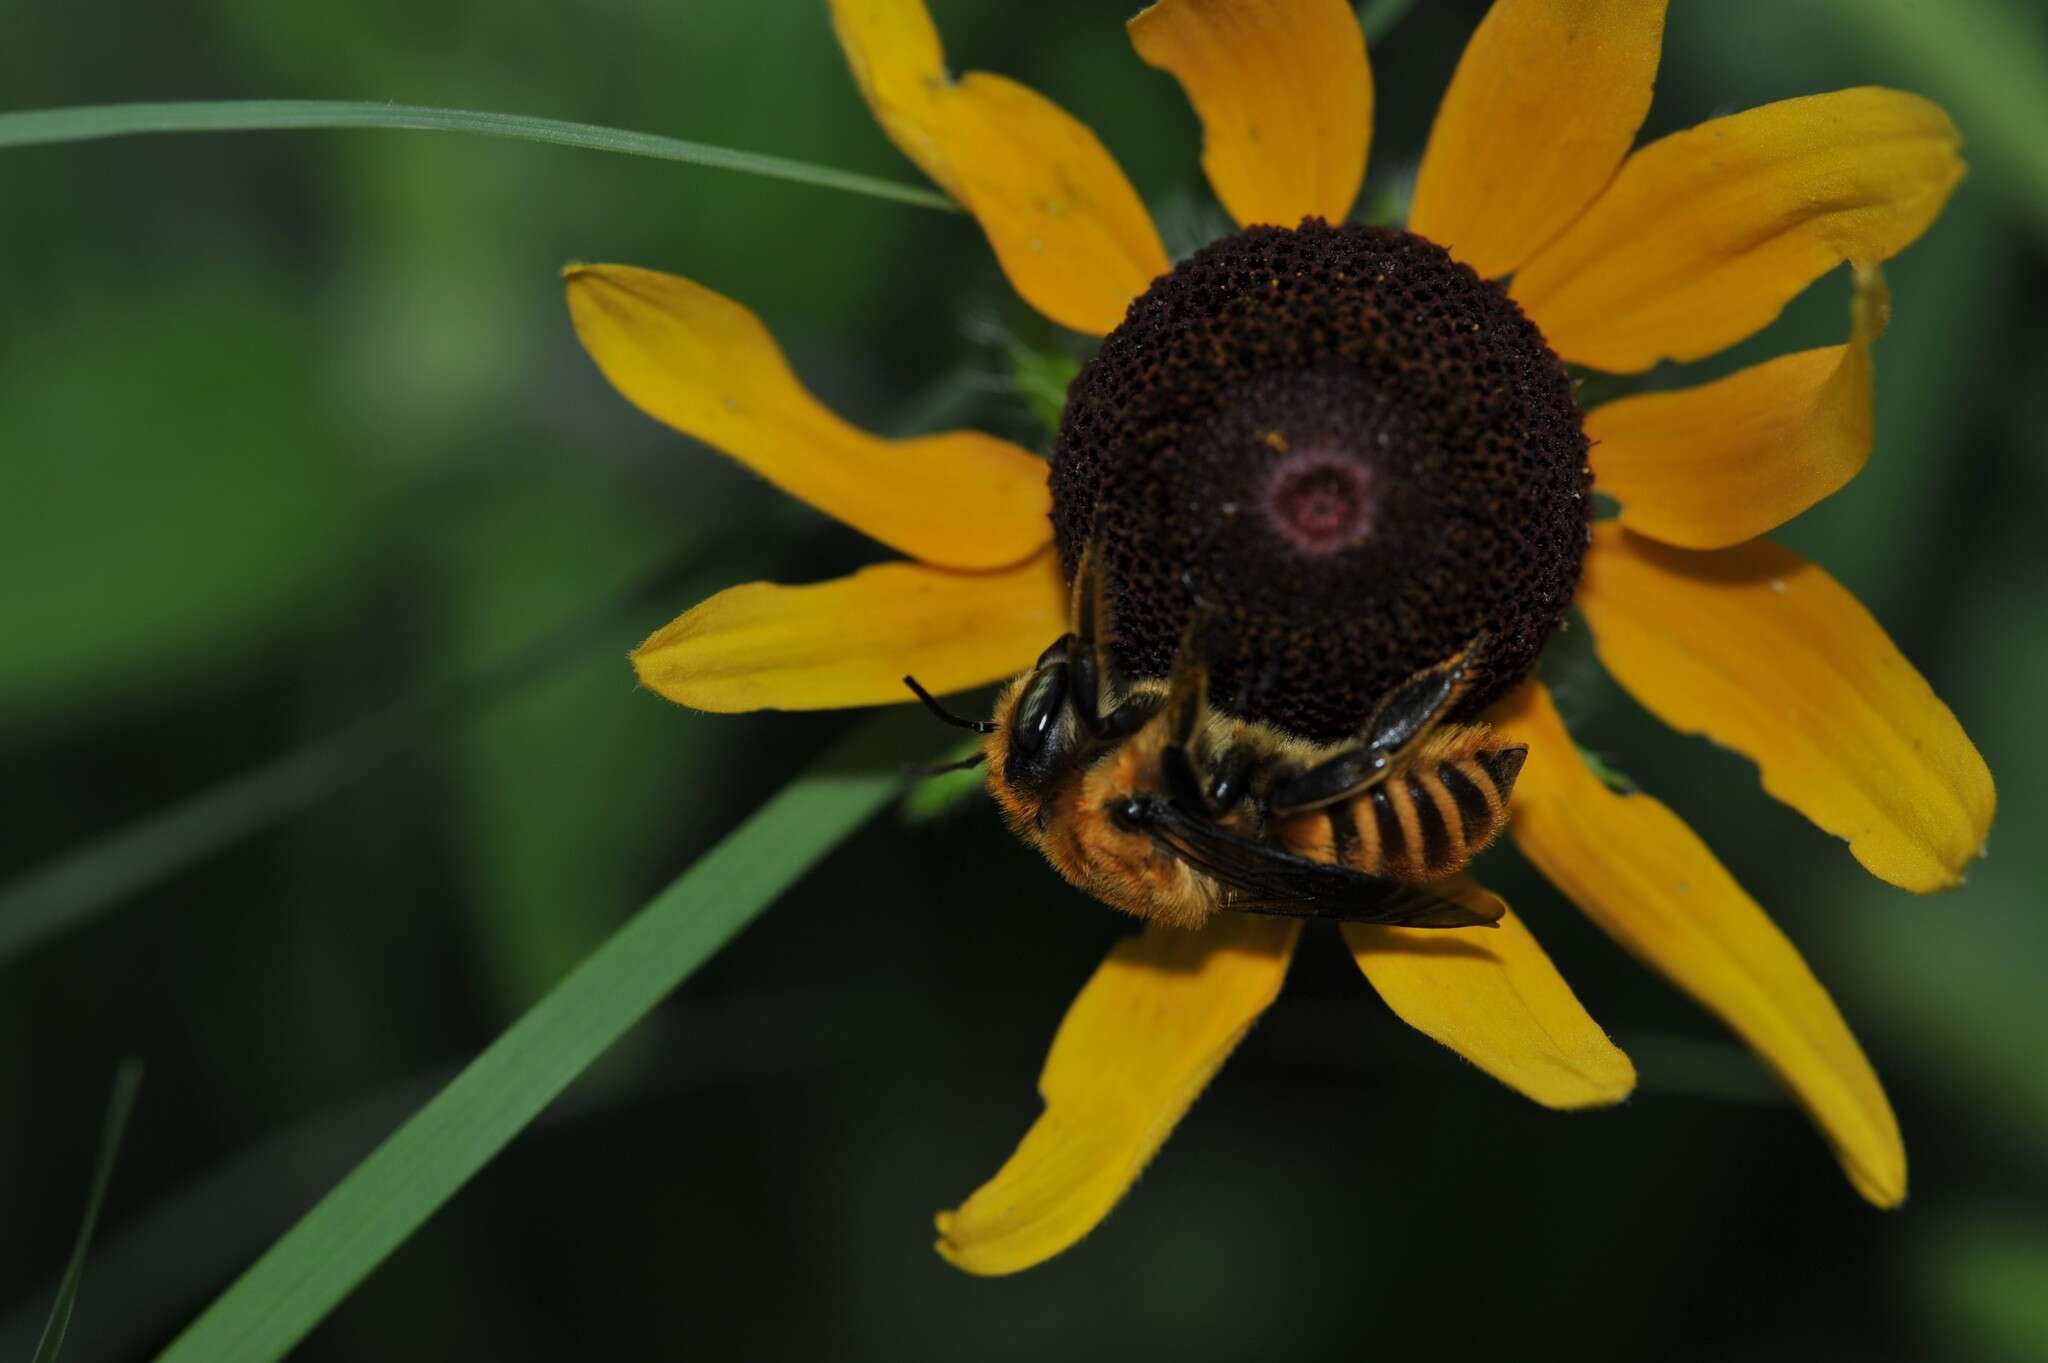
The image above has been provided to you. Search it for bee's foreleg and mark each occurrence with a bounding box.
[1065,535,1137,737]
[1157,609,1227,816]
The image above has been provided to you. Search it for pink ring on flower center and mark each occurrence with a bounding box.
[1261,448,1376,556]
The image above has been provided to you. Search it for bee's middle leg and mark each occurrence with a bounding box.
[1158,609,1257,818]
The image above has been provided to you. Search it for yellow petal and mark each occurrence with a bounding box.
[1579,525,1994,892]
[1127,0,1371,229]
[936,914,1298,1275]
[1588,267,1889,549]
[1512,88,1963,372]
[1496,683,1905,1205]
[1345,879,1635,1109]
[565,265,1050,571]
[632,550,1066,713]
[1411,0,1667,280]
[829,0,1168,334]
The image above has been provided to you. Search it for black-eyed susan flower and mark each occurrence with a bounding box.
[564,0,1993,1277]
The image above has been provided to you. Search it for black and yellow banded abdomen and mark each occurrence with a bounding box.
[1279,743,1526,884]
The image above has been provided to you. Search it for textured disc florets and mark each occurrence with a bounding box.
[1050,218,1589,742]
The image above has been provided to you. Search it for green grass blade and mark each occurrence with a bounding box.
[0,101,956,213]
[33,1060,145,1363]
[1828,0,2048,235]
[1357,0,1421,43]
[0,740,366,970]
[154,710,917,1363]
[0,546,724,972]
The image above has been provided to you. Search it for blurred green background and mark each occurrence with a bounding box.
[3,0,2045,1357]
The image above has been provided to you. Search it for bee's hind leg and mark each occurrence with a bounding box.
[1268,635,1487,817]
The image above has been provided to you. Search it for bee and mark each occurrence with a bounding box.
[904,547,1526,932]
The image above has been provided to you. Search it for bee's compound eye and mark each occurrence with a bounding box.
[1010,664,1069,757]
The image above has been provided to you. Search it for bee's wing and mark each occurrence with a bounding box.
[1123,797,1500,929]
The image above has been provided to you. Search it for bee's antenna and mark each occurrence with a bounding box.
[903,675,998,734]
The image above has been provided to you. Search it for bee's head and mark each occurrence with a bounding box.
[902,635,1092,825]
[991,638,1089,807]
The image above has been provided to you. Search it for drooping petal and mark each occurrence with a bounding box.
[829,0,1169,334]
[936,914,1298,1275]
[1345,879,1635,1109]
[1587,267,1888,549]
[632,550,1066,714]
[1578,525,1994,892]
[1127,0,1371,229]
[565,265,1050,571]
[1512,88,1963,372]
[1411,0,1667,280]
[1496,683,1905,1206]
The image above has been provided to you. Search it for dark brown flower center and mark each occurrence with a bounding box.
[1049,218,1589,742]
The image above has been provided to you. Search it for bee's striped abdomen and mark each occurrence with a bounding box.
[1272,736,1529,885]
[1365,783,1408,876]
[1328,744,1525,884]
[1437,759,1498,852]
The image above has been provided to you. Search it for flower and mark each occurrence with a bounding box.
[564,0,1993,1276]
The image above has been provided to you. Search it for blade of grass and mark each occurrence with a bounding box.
[154,709,919,1363]
[1357,0,1421,43]
[0,542,735,972]
[32,1060,145,1363]
[0,101,956,213]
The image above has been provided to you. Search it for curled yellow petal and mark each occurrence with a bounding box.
[1496,683,1905,1206]
[1128,0,1371,229]
[1588,267,1889,549]
[1579,525,1994,893]
[565,265,1050,571]
[1512,88,1963,372]
[937,914,1298,1275]
[1411,0,1667,280]
[830,0,1168,334]
[632,550,1066,714]
[1345,880,1635,1110]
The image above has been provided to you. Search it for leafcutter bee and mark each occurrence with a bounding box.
[905,548,1525,931]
